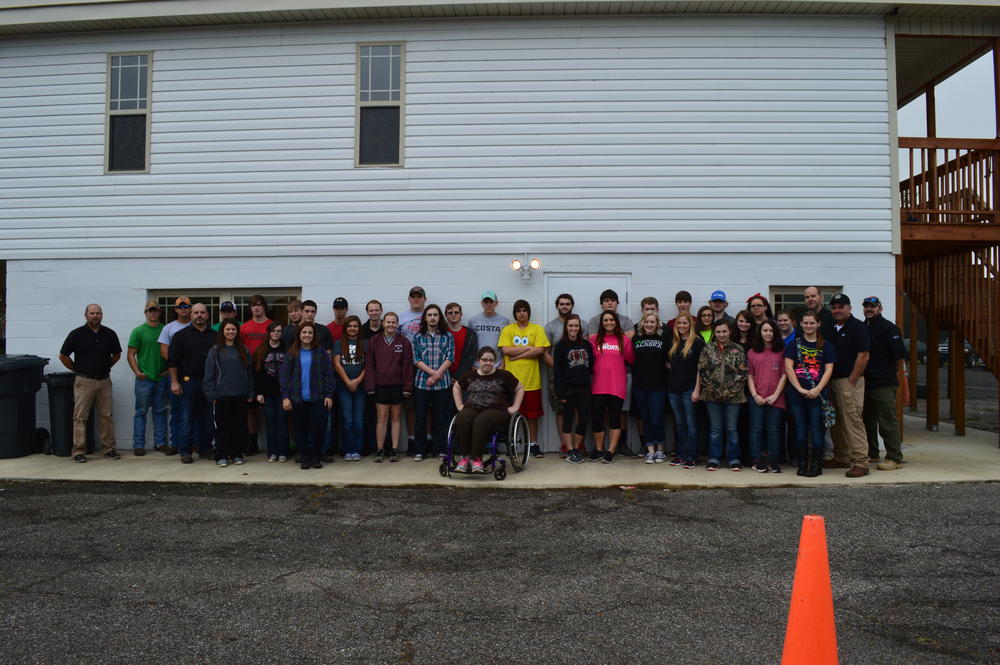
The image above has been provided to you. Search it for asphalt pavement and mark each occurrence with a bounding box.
[1,482,998,665]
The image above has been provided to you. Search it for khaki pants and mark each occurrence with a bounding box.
[830,377,868,467]
[73,376,115,456]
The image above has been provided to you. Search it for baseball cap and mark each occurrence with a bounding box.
[145,300,160,311]
[862,296,881,306]
[829,293,851,306]
[333,297,348,309]
[409,286,426,298]
[220,301,237,312]
[174,296,191,307]
[481,290,498,302]
[710,290,727,302]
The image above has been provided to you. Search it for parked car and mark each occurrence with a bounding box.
[903,339,926,364]
[937,341,981,368]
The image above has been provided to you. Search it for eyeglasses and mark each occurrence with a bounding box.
[446,310,461,316]
[409,291,424,298]
[175,304,191,309]
[749,303,765,309]
[480,358,496,364]
[145,308,160,313]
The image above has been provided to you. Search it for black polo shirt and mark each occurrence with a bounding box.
[167,324,217,379]
[60,325,122,379]
[828,315,871,379]
[865,314,905,389]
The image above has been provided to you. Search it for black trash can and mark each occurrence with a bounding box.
[0,354,50,459]
[43,372,96,457]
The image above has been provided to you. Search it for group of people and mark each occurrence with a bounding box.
[57,284,908,478]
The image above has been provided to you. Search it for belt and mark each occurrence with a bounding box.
[76,373,109,381]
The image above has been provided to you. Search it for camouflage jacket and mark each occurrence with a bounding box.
[697,341,748,403]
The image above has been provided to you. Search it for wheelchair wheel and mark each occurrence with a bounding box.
[494,466,507,481]
[506,413,529,472]
[444,414,459,471]
[438,462,448,477]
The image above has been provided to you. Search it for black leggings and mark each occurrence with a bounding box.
[561,392,591,436]
[591,394,624,433]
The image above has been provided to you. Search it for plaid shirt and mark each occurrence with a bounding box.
[413,331,454,391]
[278,348,336,402]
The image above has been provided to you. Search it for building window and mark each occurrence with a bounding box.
[770,286,842,316]
[357,43,404,166]
[106,53,152,173]
[154,290,302,327]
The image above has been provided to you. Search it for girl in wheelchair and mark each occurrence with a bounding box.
[451,347,524,473]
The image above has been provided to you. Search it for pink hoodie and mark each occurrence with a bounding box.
[589,334,634,399]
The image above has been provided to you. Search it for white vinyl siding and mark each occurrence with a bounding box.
[0,15,892,258]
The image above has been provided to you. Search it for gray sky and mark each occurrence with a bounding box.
[898,53,996,138]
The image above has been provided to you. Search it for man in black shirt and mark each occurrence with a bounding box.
[825,293,871,477]
[59,303,122,462]
[800,286,836,338]
[862,296,908,470]
[167,303,217,463]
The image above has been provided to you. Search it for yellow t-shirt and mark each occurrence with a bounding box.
[498,322,550,391]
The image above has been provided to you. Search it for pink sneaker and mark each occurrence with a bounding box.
[455,457,470,473]
[471,458,485,473]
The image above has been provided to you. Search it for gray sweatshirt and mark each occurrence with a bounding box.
[203,345,254,402]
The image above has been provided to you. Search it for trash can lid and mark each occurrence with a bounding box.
[0,354,50,371]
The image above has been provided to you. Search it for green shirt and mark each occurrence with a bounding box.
[128,322,166,378]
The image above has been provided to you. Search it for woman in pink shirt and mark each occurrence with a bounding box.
[588,311,634,463]
[747,319,788,473]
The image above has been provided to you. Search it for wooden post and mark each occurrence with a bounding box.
[994,40,1000,224]
[908,304,919,411]
[895,254,905,438]
[951,329,966,435]
[926,85,938,222]
[925,262,940,431]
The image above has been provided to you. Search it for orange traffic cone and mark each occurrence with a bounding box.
[781,515,839,665]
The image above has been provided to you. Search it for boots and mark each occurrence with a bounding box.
[796,449,810,477]
[805,452,823,478]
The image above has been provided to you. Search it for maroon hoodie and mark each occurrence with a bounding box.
[364,332,415,394]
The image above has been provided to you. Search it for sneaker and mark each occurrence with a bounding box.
[845,465,869,478]
[456,457,471,472]
[216,459,228,467]
[729,463,743,472]
[530,444,544,458]
[413,453,424,462]
[312,459,323,469]
[753,461,769,473]
[644,453,656,464]
[104,450,121,460]
[133,448,146,457]
[267,454,278,463]
[602,451,615,464]
[565,450,584,464]
[233,457,245,465]
[471,458,485,473]
[73,454,87,463]
[668,456,683,466]
[277,455,288,463]
[587,450,603,462]
[682,459,696,469]
[876,459,902,471]
[655,451,669,464]
[300,460,311,470]
[769,462,783,473]
[389,449,399,462]
[181,454,193,464]
[706,461,720,471]
[374,450,384,463]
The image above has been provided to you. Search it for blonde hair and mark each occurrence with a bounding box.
[668,312,698,359]
[638,312,663,337]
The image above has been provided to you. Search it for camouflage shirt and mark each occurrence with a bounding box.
[697,341,748,403]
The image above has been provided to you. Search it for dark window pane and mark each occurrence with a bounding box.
[109,114,146,171]
[359,106,400,165]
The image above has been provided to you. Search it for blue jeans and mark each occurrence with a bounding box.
[668,391,698,460]
[632,387,667,446]
[292,400,328,461]
[415,388,453,456]
[133,376,168,449]
[261,395,289,457]
[704,400,742,464]
[748,400,785,462]
[177,377,213,456]
[785,387,825,453]
[168,389,183,448]
[336,384,366,456]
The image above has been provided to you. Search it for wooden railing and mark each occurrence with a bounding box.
[899,137,1000,225]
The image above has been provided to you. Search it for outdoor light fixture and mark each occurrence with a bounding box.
[511,255,542,280]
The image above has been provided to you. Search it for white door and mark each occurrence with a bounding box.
[540,273,631,450]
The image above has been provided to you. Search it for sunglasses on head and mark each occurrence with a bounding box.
[176,304,191,309]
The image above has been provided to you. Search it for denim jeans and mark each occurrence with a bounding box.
[415,388,453,456]
[748,400,785,462]
[261,395,289,457]
[704,400,742,464]
[632,387,667,446]
[177,377,213,456]
[785,387,825,453]
[133,376,168,449]
[168,389,183,448]
[668,391,698,460]
[336,384,366,456]
[292,400,328,461]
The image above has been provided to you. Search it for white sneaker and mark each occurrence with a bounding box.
[277,455,288,463]
[267,455,278,463]
[644,453,656,464]
[414,454,424,462]
[216,459,228,467]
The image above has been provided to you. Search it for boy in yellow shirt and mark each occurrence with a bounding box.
[499,299,550,457]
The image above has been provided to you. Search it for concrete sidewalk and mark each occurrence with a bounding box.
[1,415,996,489]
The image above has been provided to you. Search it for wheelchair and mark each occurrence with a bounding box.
[438,410,530,481]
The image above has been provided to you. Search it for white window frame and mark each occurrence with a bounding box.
[770,285,843,315]
[355,42,405,168]
[105,51,153,174]
[152,288,302,327]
